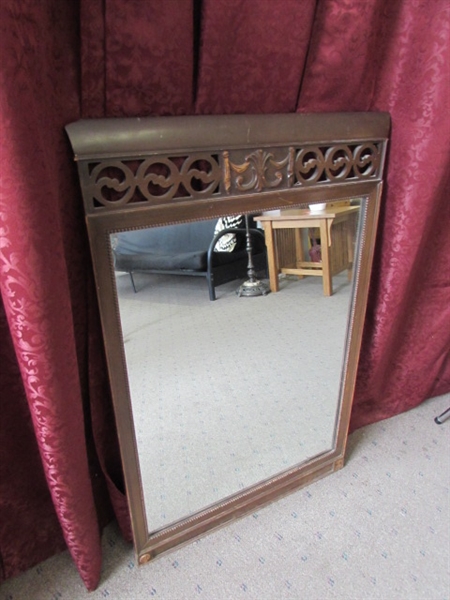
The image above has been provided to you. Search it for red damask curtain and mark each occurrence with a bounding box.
[1,0,448,590]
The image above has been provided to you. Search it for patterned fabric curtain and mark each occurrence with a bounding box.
[0,0,448,590]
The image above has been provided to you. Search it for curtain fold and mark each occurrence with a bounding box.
[350,0,450,427]
[194,0,317,114]
[0,299,67,579]
[0,1,106,590]
[1,0,448,590]
[81,0,195,118]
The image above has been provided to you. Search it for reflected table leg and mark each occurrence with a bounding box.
[320,221,333,296]
[262,222,279,292]
[346,213,356,281]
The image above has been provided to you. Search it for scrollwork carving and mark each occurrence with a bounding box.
[294,143,381,186]
[229,149,290,193]
[179,154,221,197]
[89,161,136,206]
[136,157,181,202]
[87,154,221,208]
[353,143,380,177]
[294,147,326,185]
[84,143,382,209]
[324,145,353,181]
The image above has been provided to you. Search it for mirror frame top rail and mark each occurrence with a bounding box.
[66,112,390,564]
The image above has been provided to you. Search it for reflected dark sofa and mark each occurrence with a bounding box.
[112,218,266,300]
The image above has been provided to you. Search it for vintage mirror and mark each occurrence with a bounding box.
[66,113,389,564]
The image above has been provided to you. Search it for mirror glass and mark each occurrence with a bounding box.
[112,199,363,533]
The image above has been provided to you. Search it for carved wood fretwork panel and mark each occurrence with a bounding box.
[77,142,382,211]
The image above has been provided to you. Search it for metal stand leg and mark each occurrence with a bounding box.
[129,272,137,293]
[435,407,450,424]
[236,215,270,298]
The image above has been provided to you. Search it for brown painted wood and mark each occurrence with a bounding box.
[66,112,390,565]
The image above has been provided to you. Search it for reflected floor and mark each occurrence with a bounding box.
[116,271,352,533]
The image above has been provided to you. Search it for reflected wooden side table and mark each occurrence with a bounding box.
[257,205,359,296]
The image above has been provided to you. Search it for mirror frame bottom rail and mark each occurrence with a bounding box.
[139,454,344,564]
[66,112,390,564]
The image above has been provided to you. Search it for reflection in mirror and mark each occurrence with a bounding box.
[112,199,363,533]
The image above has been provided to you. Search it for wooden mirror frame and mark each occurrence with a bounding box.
[66,112,390,564]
